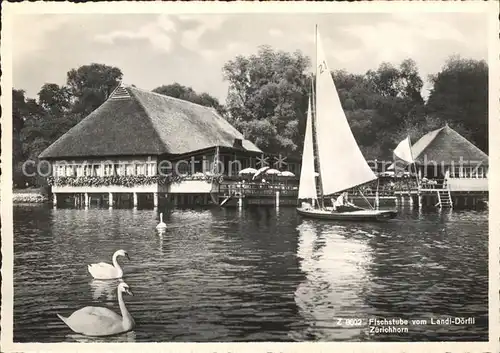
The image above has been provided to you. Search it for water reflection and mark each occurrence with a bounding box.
[66,331,136,343]
[13,205,488,342]
[292,220,372,341]
[90,279,124,303]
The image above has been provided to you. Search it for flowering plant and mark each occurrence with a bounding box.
[47,173,224,187]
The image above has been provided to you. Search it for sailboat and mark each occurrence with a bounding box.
[296,26,397,222]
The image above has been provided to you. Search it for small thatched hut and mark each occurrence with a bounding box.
[403,124,488,209]
[411,124,488,187]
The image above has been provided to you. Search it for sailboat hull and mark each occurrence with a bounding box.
[296,207,397,222]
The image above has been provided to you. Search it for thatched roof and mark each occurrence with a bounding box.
[411,124,488,166]
[39,84,261,159]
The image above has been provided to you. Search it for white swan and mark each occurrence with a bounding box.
[57,282,135,337]
[88,249,130,280]
[156,212,167,231]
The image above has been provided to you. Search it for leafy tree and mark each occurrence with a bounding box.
[13,64,123,188]
[152,83,225,116]
[222,45,310,154]
[38,83,71,116]
[330,59,426,160]
[67,63,123,116]
[426,56,488,153]
[12,89,45,186]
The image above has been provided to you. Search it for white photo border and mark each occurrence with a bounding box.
[1,1,499,353]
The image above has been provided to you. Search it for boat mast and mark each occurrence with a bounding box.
[313,24,325,209]
[408,135,420,189]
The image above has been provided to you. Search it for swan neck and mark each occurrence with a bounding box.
[112,252,121,270]
[117,289,133,326]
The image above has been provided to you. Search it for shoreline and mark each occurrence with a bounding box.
[12,189,49,204]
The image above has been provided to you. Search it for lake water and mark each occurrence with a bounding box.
[13,204,489,342]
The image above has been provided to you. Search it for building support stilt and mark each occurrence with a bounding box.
[153,192,158,209]
[109,192,114,209]
[84,192,89,208]
[53,193,58,208]
[133,192,138,209]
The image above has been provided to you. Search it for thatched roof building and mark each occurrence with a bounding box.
[411,124,488,166]
[39,84,261,159]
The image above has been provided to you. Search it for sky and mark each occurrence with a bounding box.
[12,11,489,103]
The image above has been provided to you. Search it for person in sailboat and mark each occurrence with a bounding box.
[331,192,361,213]
[301,201,313,210]
[331,192,346,211]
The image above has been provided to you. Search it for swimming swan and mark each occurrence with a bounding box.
[156,213,167,231]
[88,249,130,280]
[57,282,135,337]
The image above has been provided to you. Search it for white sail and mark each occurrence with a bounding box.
[393,136,414,164]
[298,97,318,200]
[314,27,377,195]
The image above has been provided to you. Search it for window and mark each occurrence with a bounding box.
[194,157,203,173]
[176,161,189,175]
[56,165,64,177]
[228,159,241,175]
[65,165,76,177]
[158,160,171,176]
[125,164,135,176]
[116,164,125,176]
[135,163,146,175]
[471,167,478,178]
[146,162,157,176]
[103,164,114,176]
[82,165,91,176]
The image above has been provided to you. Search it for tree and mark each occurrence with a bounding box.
[426,56,488,153]
[13,89,27,182]
[66,63,123,116]
[38,83,71,116]
[366,59,424,103]
[329,59,426,160]
[152,83,225,116]
[222,45,310,154]
[12,89,45,187]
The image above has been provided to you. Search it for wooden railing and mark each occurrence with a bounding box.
[218,182,299,197]
[419,179,447,190]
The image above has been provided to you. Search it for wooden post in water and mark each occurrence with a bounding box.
[275,190,280,208]
[153,192,158,209]
[109,192,114,209]
[53,193,58,208]
[84,193,89,208]
[133,192,138,209]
